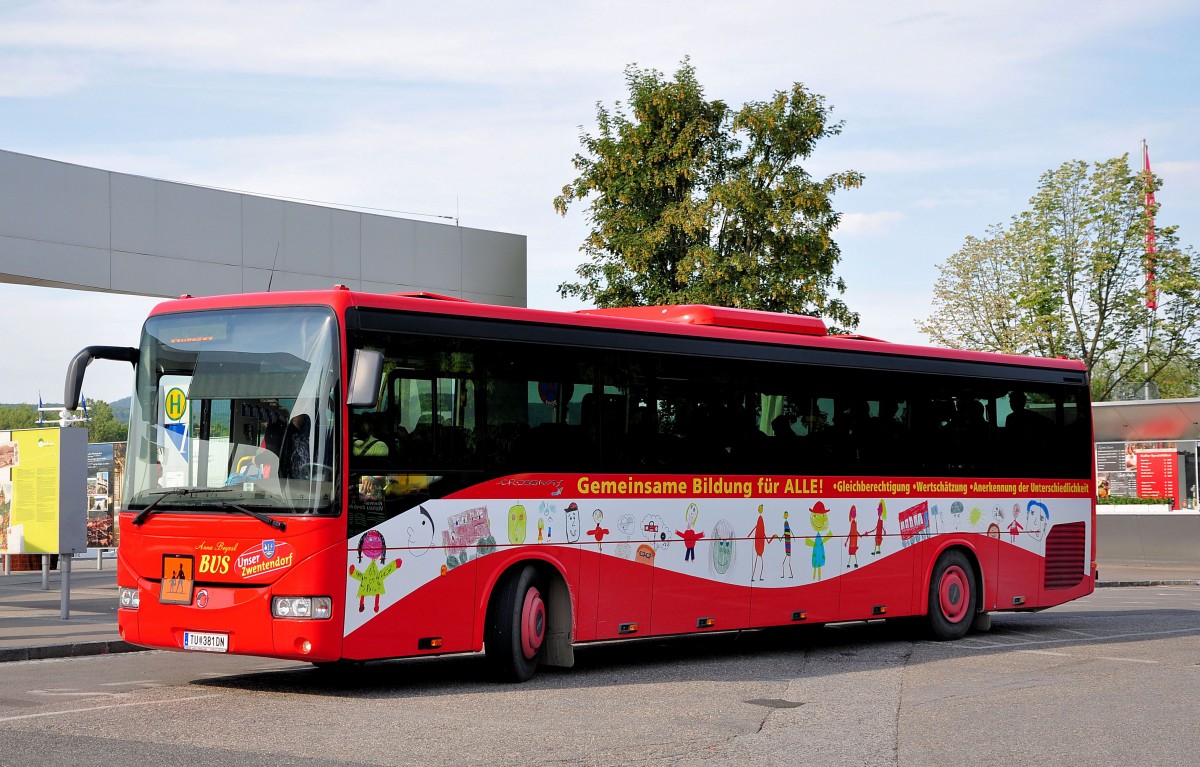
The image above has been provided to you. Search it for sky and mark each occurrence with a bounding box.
[1,0,1198,404]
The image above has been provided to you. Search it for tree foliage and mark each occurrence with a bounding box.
[0,404,37,431]
[555,59,863,330]
[84,398,128,443]
[0,400,127,442]
[919,155,1200,400]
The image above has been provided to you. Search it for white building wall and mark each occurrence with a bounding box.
[0,148,526,306]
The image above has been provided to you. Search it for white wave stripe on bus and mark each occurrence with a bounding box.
[342,494,1092,638]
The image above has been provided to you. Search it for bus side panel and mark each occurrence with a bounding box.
[974,534,1001,612]
[995,542,1043,611]
[573,545,600,642]
[341,558,478,661]
[595,550,654,639]
[839,543,916,621]
[650,539,751,635]
[749,576,841,627]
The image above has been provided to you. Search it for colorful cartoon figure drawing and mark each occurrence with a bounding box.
[349,529,400,613]
[769,510,794,578]
[442,506,495,571]
[867,499,887,555]
[805,501,832,580]
[587,508,610,550]
[969,506,983,528]
[676,503,705,563]
[508,504,528,545]
[642,514,670,550]
[845,505,860,568]
[749,504,767,581]
[564,502,581,543]
[950,501,964,529]
[1007,503,1024,542]
[709,519,736,577]
[1026,500,1050,541]
[405,505,435,557]
[615,513,637,559]
[539,501,556,541]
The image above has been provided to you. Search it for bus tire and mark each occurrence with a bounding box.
[927,550,977,641]
[486,564,546,682]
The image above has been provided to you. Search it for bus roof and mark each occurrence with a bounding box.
[147,288,1087,374]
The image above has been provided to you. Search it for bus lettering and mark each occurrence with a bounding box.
[198,555,230,575]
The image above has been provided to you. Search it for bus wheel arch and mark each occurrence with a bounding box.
[926,546,982,641]
[483,559,574,681]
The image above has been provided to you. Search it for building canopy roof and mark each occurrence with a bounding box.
[1093,399,1200,443]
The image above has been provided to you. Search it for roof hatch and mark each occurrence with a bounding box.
[578,305,829,336]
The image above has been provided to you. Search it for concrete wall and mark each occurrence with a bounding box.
[1097,513,1200,566]
[0,149,526,306]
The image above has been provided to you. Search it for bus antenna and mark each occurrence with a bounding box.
[267,242,280,292]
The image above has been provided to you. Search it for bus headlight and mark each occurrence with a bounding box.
[119,587,140,609]
[272,596,332,620]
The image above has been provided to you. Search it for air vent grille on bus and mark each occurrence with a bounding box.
[1043,521,1086,590]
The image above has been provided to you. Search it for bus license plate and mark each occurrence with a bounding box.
[183,631,229,653]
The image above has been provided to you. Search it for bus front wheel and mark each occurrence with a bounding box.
[927,550,977,641]
[486,565,546,682]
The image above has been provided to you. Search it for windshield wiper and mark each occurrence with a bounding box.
[213,502,287,532]
[131,488,231,526]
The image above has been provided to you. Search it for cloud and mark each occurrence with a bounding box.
[836,211,905,238]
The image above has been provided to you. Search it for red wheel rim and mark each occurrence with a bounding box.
[520,588,545,660]
[938,565,969,623]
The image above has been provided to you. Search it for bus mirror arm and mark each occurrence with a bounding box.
[64,346,138,410]
[346,349,385,408]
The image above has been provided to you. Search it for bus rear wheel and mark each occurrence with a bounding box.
[486,565,546,682]
[927,550,977,641]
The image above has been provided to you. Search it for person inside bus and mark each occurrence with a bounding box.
[352,413,391,458]
[281,413,312,479]
[1005,390,1051,433]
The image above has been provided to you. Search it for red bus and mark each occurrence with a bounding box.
[66,288,1095,681]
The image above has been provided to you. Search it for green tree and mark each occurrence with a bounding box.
[83,399,128,443]
[555,59,863,329]
[920,155,1200,400]
[0,404,37,430]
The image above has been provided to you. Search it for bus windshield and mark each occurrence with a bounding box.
[125,306,340,516]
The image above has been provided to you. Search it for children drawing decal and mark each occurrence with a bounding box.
[587,508,610,550]
[508,504,528,545]
[805,501,832,580]
[1026,500,1049,541]
[769,510,793,578]
[709,518,736,577]
[349,529,400,613]
[1007,503,1024,542]
[675,503,705,563]
[867,499,887,555]
[442,506,496,572]
[749,504,767,581]
[844,505,860,568]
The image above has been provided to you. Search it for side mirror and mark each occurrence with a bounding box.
[64,346,138,410]
[346,350,384,408]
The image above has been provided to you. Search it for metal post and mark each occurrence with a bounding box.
[97,548,104,571]
[2,554,8,575]
[60,553,71,620]
[41,554,50,590]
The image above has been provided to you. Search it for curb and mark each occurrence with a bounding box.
[0,640,144,664]
[1096,580,1200,588]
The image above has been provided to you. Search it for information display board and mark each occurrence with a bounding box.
[1,427,87,555]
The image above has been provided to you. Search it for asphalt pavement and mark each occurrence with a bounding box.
[1,554,1197,664]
